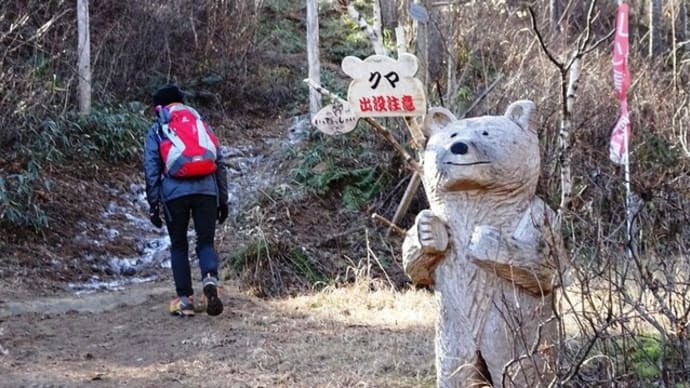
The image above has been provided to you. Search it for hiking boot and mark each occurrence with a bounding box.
[169,295,195,317]
[203,274,223,316]
[192,295,207,313]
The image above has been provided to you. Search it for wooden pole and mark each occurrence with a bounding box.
[389,172,421,230]
[371,213,406,235]
[389,26,425,232]
[306,0,321,117]
[396,27,426,149]
[415,0,431,96]
[77,0,91,114]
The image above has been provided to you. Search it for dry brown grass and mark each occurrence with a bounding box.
[264,281,438,387]
[277,279,437,329]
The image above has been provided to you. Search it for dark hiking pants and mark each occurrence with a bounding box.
[164,194,219,297]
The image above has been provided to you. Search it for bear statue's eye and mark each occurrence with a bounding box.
[450,133,458,138]
[482,131,489,136]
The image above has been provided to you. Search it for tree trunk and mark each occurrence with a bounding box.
[415,0,431,94]
[346,2,387,55]
[306,0,321,117]
[649,0,664,57]
[560,57,580,213]
[77,0,91,114]
[550,0,563,32]
[373,0,383,51]
[379,0,397,31]
[679,0,689,54]
[444,3,457,111]
[428,2,444,93]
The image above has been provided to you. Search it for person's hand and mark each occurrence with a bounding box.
[217,203,228,225]
[149,205,163,228]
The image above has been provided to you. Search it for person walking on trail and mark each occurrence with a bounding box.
[143,84,229,317]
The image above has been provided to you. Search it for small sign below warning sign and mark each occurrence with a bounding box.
[311,101,359,135]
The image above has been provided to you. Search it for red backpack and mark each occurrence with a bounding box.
[157,104,219,178]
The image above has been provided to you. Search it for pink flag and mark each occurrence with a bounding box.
[610,3,631,164]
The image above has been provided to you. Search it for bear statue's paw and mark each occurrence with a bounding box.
[469,225,554,297]
[416,210,449,254]
[403,253,444,286]
[470,256,555,297]
[468,225,501,261]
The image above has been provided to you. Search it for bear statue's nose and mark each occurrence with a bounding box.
[450,142,469,155]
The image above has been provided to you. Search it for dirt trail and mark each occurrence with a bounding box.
[0,284,170,319]
[0,276,436,388]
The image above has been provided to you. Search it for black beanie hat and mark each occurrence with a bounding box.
[152,84,185,107]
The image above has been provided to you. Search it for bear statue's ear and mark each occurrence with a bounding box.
[504,100,536,133]
[423,107,457,137]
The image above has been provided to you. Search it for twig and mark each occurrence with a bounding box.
[366,232,397,291]
[257,188,277,205]
[458,73,504,118]
[582,29,615,56]
[371,212,406,235]
[528,6,564,70]
[315,226,366,247]
[388,172,421,236]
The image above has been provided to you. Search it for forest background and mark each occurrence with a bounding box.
[1,0,689,386]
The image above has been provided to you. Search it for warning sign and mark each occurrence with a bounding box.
[341,53,426,118]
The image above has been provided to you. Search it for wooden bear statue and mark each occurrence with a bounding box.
[403,100,566,387]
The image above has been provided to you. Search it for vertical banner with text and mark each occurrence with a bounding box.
[610,2,631,165]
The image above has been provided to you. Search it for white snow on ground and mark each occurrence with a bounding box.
[67,119,307,294]
[68,187,172,295]
[0,326,8,356]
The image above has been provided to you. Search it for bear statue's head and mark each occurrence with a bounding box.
[421,100,540,197]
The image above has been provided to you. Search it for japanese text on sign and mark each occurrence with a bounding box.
[341,53,427,118]
[312,101,359,135]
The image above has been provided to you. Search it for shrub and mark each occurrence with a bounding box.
[0,158,50,230]
[291,130,393,211]
[2,103,148,230]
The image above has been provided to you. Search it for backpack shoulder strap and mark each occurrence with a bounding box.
[156,105,176,139]
[156,105,172,124]
[155,121,166,142]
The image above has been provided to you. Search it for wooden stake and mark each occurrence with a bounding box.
[371,213,406,235]
[388,26,426,235]
[306,0,321,117]
[389,172,421,232]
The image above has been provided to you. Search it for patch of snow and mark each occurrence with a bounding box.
[105,228,120,240]
[68,275,158,295]
[287,115,311,144]
[69,184,171,293]
[0,326,7,356]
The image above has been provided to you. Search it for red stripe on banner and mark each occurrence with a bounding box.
[610,3,631,165]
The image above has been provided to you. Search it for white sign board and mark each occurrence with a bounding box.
[341,53,426,118]
[311,101,359,135]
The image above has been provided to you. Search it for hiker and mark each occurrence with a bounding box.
[143,84,229,317]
